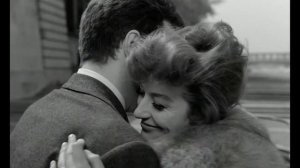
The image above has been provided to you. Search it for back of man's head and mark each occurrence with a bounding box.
[78,0,184,64]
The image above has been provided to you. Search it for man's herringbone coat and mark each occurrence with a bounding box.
[10,73,160,168]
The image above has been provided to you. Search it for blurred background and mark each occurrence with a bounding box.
[10,0,290,162]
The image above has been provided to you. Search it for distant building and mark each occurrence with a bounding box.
[10,0,89,100]
[10,0,290,100]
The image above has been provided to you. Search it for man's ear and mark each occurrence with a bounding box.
[123,30,141,57]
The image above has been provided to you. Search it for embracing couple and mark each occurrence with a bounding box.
[10,0,286,168]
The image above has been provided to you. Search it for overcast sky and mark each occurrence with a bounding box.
[205,0,290,53]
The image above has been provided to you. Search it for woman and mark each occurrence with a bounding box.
[50,21,286,168]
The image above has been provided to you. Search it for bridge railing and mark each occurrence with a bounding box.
[248,52,290,64]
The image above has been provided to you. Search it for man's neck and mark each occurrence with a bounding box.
[81,60,135,111]
[81,60,121,89]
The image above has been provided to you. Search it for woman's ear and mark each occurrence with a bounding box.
[123,30,141,57]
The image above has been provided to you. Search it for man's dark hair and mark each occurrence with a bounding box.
[78,0,184,64]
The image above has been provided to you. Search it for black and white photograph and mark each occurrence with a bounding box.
[10,0,290,167]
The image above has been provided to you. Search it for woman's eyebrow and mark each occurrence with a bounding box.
[150,92,172,102]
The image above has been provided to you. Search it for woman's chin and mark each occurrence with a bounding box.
[141,130,165,141]
[142,132,176,156]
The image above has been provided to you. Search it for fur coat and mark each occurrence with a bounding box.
[151,106,287,168]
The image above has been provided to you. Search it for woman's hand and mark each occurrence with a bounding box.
[50,134,105,168]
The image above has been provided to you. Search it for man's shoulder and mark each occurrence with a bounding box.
[25,85,115,113]
[16,88,128,135]
[11,84,139,149]
[10,87,144,168]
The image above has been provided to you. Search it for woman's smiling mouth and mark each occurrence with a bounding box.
[141,122,162,132]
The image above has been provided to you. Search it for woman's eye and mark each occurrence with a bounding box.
[152,103,166,111]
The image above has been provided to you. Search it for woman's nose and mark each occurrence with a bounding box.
[133,96,151,119]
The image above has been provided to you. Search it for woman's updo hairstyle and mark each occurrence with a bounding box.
[127,21,247,125]
[178,21,247,124]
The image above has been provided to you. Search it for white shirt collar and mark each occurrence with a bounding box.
[77,68,126,110]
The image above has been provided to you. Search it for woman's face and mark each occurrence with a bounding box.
[133,80,190,141]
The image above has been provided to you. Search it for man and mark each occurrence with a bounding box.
[10,0,184,167]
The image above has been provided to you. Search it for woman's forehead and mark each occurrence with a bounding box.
[142,80,186,98]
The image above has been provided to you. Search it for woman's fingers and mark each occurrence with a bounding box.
[50,160,56,168]
[66,134,77,156]
[64,135,91,168]
[85,150,105,168]
[68,134,77,145]
[57,142,67,168]
[65,134,77,166]
[56,134,93,168]
[69,139,89,166]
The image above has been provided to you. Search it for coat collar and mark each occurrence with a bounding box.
[62,73,128,122]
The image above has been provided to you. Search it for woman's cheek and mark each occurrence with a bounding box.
[153,114,169,129]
